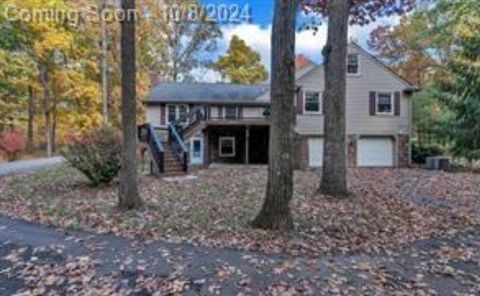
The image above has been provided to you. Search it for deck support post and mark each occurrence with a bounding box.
[245,126,250,164]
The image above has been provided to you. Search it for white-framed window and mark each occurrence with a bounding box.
[166,104,188,124]
[219,137,236,157]
[225,106,238,119]
[304,91,322,114]
[347,54,360,75]
[376,92,394,115]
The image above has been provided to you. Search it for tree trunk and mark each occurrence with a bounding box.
[39,65,52,158]
[118,0,142,210]
[51,92,57,153]
[320,0,350,197]
[250,0,297,231]
[26,86,36,152]
[101,0,109,124]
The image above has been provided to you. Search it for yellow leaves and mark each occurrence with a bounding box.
[33,29,74,58]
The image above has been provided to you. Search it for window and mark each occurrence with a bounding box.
[166,105,188,124]
[225,106,238,119]
[304,91,321,114]
[219,137,235,157]
[376,92,393,115]
[347,54,359,75]
[168,105,177,124]
[193,140,202,158]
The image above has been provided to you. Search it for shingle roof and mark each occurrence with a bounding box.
[147,83,270,105]
[295,55,313,70]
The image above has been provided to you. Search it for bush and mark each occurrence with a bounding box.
[0,130,26,161]
[412,140,446,164]
[61,126,122,186]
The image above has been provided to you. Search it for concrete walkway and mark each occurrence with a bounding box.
[0,157,64,177]
[0,216,479,295]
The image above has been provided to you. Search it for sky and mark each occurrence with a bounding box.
[195,0,401,82]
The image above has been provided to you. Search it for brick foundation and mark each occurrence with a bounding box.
[294,133,309,170]
[397,134,410,167]
[347,135,357,168]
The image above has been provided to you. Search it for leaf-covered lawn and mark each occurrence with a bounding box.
[0,166,479,256]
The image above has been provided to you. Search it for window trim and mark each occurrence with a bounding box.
[166,104,189,125]
[303,90,323,115]
[224,105,238,119]
[219,137,236,157]
[376,92,394,115]
[347,53,361,76]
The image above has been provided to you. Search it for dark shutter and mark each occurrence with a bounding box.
[369,91,376,116]
[238,106,243,119]
[394,92,401,116]
[297,89,304,115]
[160,104,166,125]
[322,92,326,114]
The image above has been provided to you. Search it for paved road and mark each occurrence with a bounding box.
[0,157,64,177]
[0,216,479,295]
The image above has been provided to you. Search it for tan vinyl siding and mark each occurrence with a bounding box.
[295,114,324,135]
[242,107,264,118]
[210,106,222,118]
[146,105,162,127]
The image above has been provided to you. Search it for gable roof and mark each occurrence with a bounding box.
[147,83,269,105]
[349,41,418,90]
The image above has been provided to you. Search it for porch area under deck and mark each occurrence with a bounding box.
[204,125,270,166]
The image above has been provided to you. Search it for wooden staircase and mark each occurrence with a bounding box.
[163,143,187,176]
[138,123,187,177]
[183,120,207,140]
[139,107,208,177]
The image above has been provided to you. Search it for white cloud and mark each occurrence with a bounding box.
[190,68,223,83]
[221,24,273,69]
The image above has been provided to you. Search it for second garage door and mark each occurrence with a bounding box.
[358,137,394,167]
[308,138,324,167]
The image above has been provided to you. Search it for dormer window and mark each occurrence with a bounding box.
[347,54,360,75]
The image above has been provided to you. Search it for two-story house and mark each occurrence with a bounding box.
[141,42,417,174]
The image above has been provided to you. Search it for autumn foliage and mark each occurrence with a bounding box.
[61,126,122,186]
[0,130,26,161]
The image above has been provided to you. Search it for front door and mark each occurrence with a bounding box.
[190,137,204,165]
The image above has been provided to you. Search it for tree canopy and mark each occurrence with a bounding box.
[371,0,480,161]
[214,35,268,84]
[0,0,221,159]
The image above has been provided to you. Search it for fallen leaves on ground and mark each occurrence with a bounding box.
[4,250,191,296]
[0,166,479,256]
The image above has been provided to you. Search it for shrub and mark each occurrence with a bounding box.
[0,130,26,161]
[61,126,122,186]
[412,140,446,164]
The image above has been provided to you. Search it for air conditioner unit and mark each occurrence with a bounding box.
[426,156,451,171]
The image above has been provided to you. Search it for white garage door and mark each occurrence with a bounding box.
[308,138,324,167]
[358,137,394,167]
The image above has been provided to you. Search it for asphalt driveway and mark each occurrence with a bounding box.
[0,157,64,177]
[0,216,479,295]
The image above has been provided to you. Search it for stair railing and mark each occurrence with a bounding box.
[138,123,164,174]
[171,107,205,134]
[168,124,189,172]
